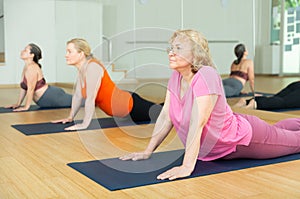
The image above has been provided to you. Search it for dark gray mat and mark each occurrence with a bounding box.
[68,149,300,191]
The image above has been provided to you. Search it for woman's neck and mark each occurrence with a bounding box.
[180,69,194,84]
[76,57,88,72]
[23,58,35,66]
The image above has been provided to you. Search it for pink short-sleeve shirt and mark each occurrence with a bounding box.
[168,66,252,161]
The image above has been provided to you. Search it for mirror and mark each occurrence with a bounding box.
[51,0,298,101]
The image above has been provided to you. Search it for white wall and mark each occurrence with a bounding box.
[0,0,102,85]
[0,0,4,52]
[102,0,258,77]
[0,0,271,85]
[254,0,276,74]
[55,0,103,82]
[1,0,56,85]
[182,0,256,74]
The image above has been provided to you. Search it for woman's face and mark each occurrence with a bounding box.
[20,45,33,60]
[244,49,248,57]
[65,43,83,66]
[168,36,193,71]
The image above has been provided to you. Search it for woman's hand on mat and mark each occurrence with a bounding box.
[51,118,73,124]
[119,151,152,161]
[5,104,20,109]
[157,165,193,180]
[64,123,87,131]
[12,106,30,112]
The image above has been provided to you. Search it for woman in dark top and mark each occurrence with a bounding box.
[5,43,72,111]
[235,81,300,110]
[222,44,255,97]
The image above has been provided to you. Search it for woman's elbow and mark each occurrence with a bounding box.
[201,114,211,126]
[192,117,208,130]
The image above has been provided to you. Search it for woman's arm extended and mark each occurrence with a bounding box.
[51,75,83,125]
[13,69,38,111]
[120,91,173,160]
[5,88,26,109]
[157,94,218,180]
[247,60,255,93]
[65,62,103,130]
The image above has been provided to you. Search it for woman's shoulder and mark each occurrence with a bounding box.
[87,59,105,71]
[85,60,105,80]
[199,65,219,75]
[86,58,103,68]
[243,59,254,66]
[25,63,41,74]
[195,66,221,82]
[236,59,253,71]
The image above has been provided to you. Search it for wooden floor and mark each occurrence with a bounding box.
[0,75,300,198]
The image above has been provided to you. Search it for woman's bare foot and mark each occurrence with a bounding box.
[234,98,247,108]
[254,93,263,97]
[245,99,257,109]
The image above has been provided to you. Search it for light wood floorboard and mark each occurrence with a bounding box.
[0,75,299,198]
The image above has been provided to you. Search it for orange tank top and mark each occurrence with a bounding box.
[81,59,133,117]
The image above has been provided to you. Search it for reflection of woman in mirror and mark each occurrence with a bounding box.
[5,43,72,111]
[235,80,300,110]
[222,44,255,97]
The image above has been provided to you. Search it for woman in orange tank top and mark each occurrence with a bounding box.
[52,38,163,130]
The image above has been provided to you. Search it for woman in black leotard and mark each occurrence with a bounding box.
[235,81,300,110]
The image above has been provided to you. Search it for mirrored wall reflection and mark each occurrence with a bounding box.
[271,0,300,75]
[55,0,103,82]
[99,0,256,81]
[93,28,173,81]
[282,5,300,74]
[99,0,181,81]
[53,0,266,94]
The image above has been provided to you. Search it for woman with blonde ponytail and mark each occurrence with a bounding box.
[52,38,163,130]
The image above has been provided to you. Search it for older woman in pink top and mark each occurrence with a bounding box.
[120,29,300,180]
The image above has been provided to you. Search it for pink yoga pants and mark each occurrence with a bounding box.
[224,113,300,159]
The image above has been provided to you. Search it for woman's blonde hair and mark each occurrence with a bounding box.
[67,38,93,58]
[169,29,215,73]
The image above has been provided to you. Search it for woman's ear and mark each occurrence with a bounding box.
[80,51,85,59]
[29,52,35,59]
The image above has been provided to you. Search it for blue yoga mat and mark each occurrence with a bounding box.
[0,105,70,113]
[270,107,300,112]
[11,117,152,136]
[227,92,273,98]
[67,149,300,191]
